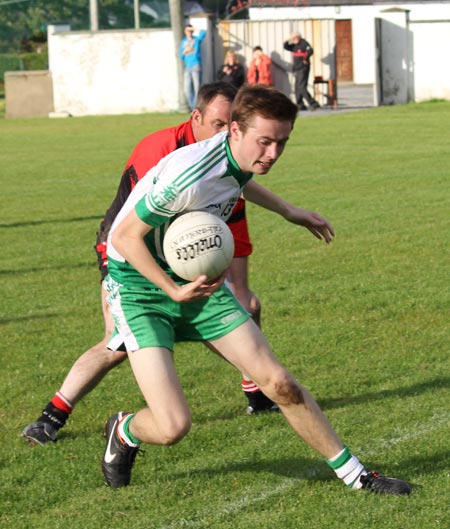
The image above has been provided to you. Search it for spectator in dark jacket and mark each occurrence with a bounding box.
[217,51,246,89]
[283,33,320,110]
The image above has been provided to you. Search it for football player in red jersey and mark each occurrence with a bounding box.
[22,82,278,446]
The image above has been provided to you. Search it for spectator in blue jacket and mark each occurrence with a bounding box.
[179,25,207,110]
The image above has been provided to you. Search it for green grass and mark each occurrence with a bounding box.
[1,103,449,529]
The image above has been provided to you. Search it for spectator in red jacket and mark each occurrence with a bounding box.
[247,46,273,86]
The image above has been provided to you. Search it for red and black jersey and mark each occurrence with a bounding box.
[283,38,314,70]
[95,121,252,278]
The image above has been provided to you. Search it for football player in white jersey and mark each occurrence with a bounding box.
[101,84,411,496]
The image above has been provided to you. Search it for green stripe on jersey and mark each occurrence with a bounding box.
[174,140,226,190]
[144,140,227,219]
[135,202,173,229]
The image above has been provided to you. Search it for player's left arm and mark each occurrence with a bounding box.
[243,180,335,243]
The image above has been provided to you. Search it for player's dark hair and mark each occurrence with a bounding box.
[252,45,263,52]
[195,82,238,114]
[231,84,298,133]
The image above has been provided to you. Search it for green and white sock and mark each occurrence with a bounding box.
[327,446,366,489]
[118,413,141,447]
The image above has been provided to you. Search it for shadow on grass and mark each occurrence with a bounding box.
[151,455,333,485]
[0,214,103,229]
[195,376,450,425]
[0,260,95,281]
[317,376,450,411]
[0,312,60,324]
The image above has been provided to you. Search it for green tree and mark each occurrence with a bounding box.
[0,0,90,52]
[0,0,172,54]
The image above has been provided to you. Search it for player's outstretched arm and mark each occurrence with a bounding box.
[243,180,335,243]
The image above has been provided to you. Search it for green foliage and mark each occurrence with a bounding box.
[1,103,449,528]
[0,53,23,81]
[0,49,48,81]
[20,50,49,71]
[0,0,175,53]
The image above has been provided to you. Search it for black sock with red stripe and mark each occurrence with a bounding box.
[242,379,277,411]
[37,392,73,430]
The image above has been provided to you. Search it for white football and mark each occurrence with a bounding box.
[163,211,234,281]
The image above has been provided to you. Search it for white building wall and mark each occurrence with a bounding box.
[351,14,376,84]
[48,28,179,116]
[412,21,450,101]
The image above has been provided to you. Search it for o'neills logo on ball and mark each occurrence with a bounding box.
[175,234,223,261]
[169,224,225,248]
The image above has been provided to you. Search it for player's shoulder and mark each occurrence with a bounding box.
[185,131,228,159]
[137,122,187,147]
[163,131,228,172]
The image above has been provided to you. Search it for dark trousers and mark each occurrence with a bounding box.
[294,66,316,107]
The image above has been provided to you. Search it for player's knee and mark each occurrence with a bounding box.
[159,414,192,446]
[87,344,127,369]
[270,372,304,407]
[107,349,128,368]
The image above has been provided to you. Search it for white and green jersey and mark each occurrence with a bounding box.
[107,131,252,286]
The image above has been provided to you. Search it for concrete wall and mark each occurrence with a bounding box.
[5,70,54,118]
[376,11,412,105]
[48,28,179,116]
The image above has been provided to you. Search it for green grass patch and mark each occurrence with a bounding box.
[1,103,449,529]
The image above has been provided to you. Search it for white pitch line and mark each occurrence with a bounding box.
[159,411,450,529]
[160,480,299,529]
[363,411,450,456]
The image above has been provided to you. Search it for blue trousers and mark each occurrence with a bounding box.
[184,64,202,111]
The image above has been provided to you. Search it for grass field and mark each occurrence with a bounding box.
[1,102,449,529]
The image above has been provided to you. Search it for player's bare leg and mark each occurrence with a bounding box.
[22,284,127,445]
[125,347,191,444]
[207,320,411,494]
[227,256,278,414]
[210,320,343,458]
[101,346,191,487]
[59,284,127,404]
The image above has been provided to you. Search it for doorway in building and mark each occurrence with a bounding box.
[336,19,353,81]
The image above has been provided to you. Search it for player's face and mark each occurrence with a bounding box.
[192,95,232,142]
[229,116,292,175]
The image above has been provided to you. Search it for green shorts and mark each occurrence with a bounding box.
[105,275,250,352]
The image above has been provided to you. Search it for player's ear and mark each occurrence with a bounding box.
[229,121,241,140]
[191,109,202,125]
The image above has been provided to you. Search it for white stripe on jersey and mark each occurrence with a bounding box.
[107,131,248,265]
